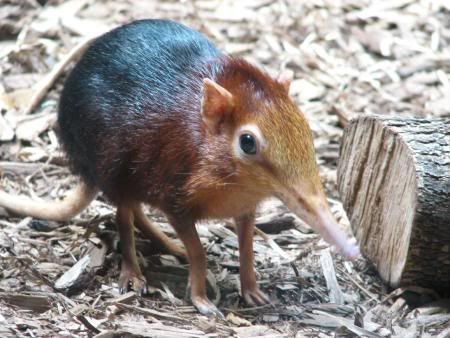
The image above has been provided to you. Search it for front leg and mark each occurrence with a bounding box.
[171,218,222,317]
[235,211,270,306]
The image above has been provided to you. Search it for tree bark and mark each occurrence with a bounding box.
[337,115,450,292]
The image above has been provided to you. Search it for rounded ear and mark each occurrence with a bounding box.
[201,78,234,133]
[277,70,293,93]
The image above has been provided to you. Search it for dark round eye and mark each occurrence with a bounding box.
[239,133,257,155]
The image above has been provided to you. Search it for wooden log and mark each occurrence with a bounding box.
[337,115,450,292]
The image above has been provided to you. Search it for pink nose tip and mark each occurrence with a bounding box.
[340,237,360,260]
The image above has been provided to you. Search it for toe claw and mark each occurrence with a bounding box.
[192,297,224,318]
[242,287,270,306]
[118,270,147,295]
[244,295,256,306]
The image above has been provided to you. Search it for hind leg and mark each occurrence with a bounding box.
[116,204,146,295]
[132,204,187,259]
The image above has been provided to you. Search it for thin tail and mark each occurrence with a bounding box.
[0,182,98,222]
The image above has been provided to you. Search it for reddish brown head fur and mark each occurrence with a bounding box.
[190,57,359,259]
[191,58,320,205]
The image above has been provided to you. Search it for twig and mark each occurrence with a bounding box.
[330,104,350,128]
[24,35,98,115]
[338,267,378,301]
[76,315,101,334]
[6,246,57,291]
[253,227,292,261]
[320,248,344,304]
[223,303,273,313]
[226,221,293,262]
[437,326,450,338]
[115,303,190,323]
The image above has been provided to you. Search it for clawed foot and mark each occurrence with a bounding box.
[119,268,147,296]
[192,296,224,318]
[242,286,271,306]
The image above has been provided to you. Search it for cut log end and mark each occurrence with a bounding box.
[337,116,450,292]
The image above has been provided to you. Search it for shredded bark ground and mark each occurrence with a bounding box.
[0,0,449,337]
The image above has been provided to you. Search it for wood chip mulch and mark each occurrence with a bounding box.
[0,0,449,337]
